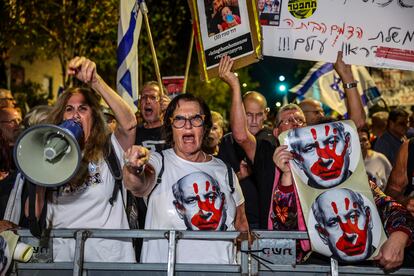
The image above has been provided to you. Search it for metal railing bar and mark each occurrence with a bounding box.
[254,231,309,239]
[17,229,240,240]
[17,262,241,272]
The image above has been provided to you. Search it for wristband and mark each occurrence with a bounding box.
[343,81,358,89]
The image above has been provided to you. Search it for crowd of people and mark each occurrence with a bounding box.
[1,52,414,272]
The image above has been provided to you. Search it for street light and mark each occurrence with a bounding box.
[277,84,287,92]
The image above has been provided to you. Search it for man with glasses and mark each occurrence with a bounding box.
[0,89,16,109]
[374,108,409,165]
[0,107,22,147]
[135,81,170,152]
[133,81,170,261]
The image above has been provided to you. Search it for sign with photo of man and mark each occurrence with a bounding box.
[188,0,262,80]
[279,120,387,262]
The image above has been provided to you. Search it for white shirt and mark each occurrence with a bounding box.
[142,148,244,264]
[47,134,135,262]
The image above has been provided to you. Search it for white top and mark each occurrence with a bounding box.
[142,148,244,264]
[47,134,135,262]
[364,150,392,191]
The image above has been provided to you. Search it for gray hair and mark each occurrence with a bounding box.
[275,103,304,126]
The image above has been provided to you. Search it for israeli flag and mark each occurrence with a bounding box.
[290,62,380,116]
[117,0,142,112]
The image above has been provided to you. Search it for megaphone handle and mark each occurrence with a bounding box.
[28,182,43,238]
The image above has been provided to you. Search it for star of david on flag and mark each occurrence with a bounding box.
[290,62,380,116]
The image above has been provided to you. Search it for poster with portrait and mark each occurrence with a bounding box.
[188,0,262,80]
[258,0,282,26]
[279,120,387,262]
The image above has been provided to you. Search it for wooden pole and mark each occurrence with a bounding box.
[183,28,194,93]
[140,1,164,95]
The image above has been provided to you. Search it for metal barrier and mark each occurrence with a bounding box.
[14,229,414,276]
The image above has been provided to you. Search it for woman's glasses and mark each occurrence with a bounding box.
[170,114,205,128]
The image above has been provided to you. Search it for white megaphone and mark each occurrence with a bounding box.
[14,119,83,187]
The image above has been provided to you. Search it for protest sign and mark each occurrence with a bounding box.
[162,76,185,98]
[262,0,414,71]
[188,0,262,80]
[279,120,387,262]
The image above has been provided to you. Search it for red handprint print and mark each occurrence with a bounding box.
[331,197,370,256]
[310,126,349,180]
[190,181,225,230]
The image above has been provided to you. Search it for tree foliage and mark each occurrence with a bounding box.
[1,0,119,87]
[1,0,256,112]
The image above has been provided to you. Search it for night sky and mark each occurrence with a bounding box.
[249,56,314,110]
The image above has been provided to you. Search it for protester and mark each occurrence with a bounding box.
[2,105,53,227]
[359,126,392,191]
[136,81,170,153]
[0,89,16,109]
[407,111,414,138]
[218,91,274,229]
[299,99,325,126]
[22,105,52,129]
[370,111,389,147]
[123,93,248,264]
[102,106,117,133]
[30,56,137,262]
[0,129,21,222]
[243,91,276,145]
[0,107,22,147]
[132,81,170,261]
[386,138,414,215]
[204,110,225,155]
[374,108,409,165]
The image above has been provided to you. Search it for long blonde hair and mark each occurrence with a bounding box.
[46,87,110,188]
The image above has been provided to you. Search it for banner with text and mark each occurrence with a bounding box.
[262,0,414,71]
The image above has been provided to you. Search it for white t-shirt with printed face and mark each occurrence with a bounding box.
[47,134,135,262]
[142,148,245,264]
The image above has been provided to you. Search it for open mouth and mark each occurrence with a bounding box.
[182,134,195,143]
[143,107,153,116]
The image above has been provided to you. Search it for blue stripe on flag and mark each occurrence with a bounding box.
[117,6,138,68]
[120,70,133,97]
[296,63,334,97]
[360,94,367,106]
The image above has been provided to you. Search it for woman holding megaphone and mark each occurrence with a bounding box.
[26,57,137,262]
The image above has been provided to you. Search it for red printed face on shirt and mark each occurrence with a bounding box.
[289,122,351,188]
[313,189,373,262]
[173,172,227,230]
